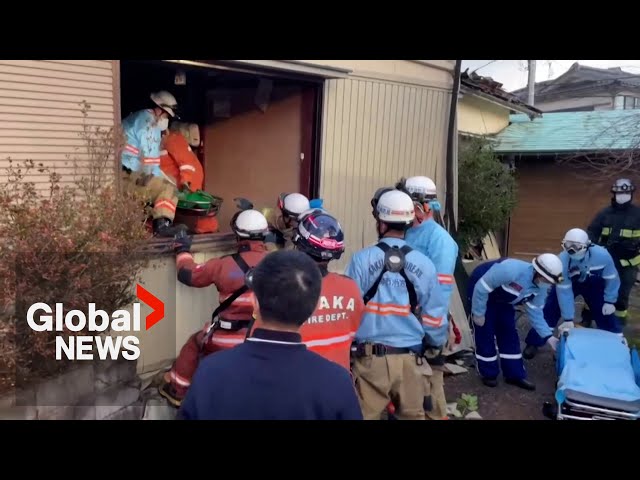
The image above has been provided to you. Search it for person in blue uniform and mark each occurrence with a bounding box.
[468,253,563,390]
[523,228,622,359]
[120,90,185,237]
[346,189,448,420]
[177,250,363,421]
[399,176,459,420]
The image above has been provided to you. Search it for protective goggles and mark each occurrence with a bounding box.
[562,241,587,255]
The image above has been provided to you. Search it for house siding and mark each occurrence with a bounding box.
[0,60,116,186]
[319,77,452,273]
[457,95,509,136]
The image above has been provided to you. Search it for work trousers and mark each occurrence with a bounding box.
[473,301,526,381]
[526,277,622,348]
[121,170,178,221]
[352,352,431,420]
[169,323,249,399]
[615,264,637,325]
[424,367,448,420]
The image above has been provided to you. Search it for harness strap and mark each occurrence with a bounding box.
[363,242,418,315]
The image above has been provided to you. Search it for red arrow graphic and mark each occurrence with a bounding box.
[137,284,164,330]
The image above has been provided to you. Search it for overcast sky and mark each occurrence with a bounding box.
[461,60,640,92]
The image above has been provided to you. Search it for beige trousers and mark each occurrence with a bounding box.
[352,353,432,420]
[121,171,179,221]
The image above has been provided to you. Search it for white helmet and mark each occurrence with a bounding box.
[562,228,590,254]
[233,210,269,239]
[279,193,310,219]
[376,190,415,224]
[150,90,179,118]
[171,122,200,147]
[532,253,563,284]
[404,176,437,199]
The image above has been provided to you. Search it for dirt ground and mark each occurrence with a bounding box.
[444,284,640,420]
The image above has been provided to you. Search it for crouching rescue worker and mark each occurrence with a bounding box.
[261,192,310,251]
[523,228,622,359]
[401,175,459,420]
[292,209,364,370]
[468,253,563,391]
[120,90,185,237]
[158,209,270,406]
[160,122,204,192]
[346,189,448,420]
[586,178,640,327]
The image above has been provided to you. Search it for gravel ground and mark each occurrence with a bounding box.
[444,284,640,420]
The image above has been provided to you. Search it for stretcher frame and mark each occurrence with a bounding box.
[554,331,640,421]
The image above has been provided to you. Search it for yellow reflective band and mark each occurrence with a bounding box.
[620,255,640,267]
[602,227,612,235]
[615,310,628,318]
[619,229,640,238]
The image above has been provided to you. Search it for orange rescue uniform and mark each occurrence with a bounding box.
[168,241,268,397]
[299,271,365,371]
[160,131,204,191]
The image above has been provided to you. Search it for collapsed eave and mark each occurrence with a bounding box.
[461,85,543,120]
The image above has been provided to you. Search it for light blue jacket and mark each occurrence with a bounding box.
[472,259,553,339]
[345,237,448,348]
[556,245,620,320]
[405,217,458,311]
[120,109,162,176]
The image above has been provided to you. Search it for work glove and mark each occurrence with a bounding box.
[546,336,559,351]
[557,320,575,335]
[471,314,485,327]
[173,230,192,254]
[602,303,616,316]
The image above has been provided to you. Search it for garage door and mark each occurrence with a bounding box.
[0,60,117,188]
[507,158,640,259]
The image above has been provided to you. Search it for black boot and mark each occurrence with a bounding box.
[153,217,188,238]
[482,377,498,387]
[505,378,536,391]
[522,344,538,360]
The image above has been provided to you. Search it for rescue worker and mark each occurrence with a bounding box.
[292,209,365,370]
[346,189,448,420]
[160,122,204,192]
[468,253,564,390]
[177,250,363,421]
[261,192,310,251]
[587,178,640,327]
[158,209,270,406]
[401,175,459,421]
[523,228,622,359]
[120,91,185,237]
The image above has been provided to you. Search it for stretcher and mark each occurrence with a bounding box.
[553,328,640,420]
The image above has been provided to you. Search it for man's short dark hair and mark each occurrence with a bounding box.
[251,250,322,327]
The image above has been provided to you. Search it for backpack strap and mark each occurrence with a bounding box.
[208,253,252,324]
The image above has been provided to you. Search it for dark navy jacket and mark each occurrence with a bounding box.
[177,328,363,420]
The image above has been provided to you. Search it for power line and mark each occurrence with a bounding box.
[470,60,499,74]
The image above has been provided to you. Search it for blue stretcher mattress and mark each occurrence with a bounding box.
[556,328,640,410]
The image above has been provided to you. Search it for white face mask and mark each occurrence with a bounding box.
[156,117,169,131]
[616,193,632,204]
[569,251,587,261]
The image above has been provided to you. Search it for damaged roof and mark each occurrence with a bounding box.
[493,109,640,154]
[460,70,542,119]
[511,62,640,101]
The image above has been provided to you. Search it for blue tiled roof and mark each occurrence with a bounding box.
[493,109,640,154]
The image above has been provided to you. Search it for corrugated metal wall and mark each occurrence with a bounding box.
[0,60,115,186]
[319,78,452,272]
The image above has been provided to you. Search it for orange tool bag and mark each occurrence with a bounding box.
[174,190,223,234]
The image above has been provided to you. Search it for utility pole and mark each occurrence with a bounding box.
[527,60,536,105]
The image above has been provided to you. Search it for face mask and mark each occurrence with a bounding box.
[615,193,631,204]
[569,251,586,261]
[535,279,551,290]
[156,117,169,131]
